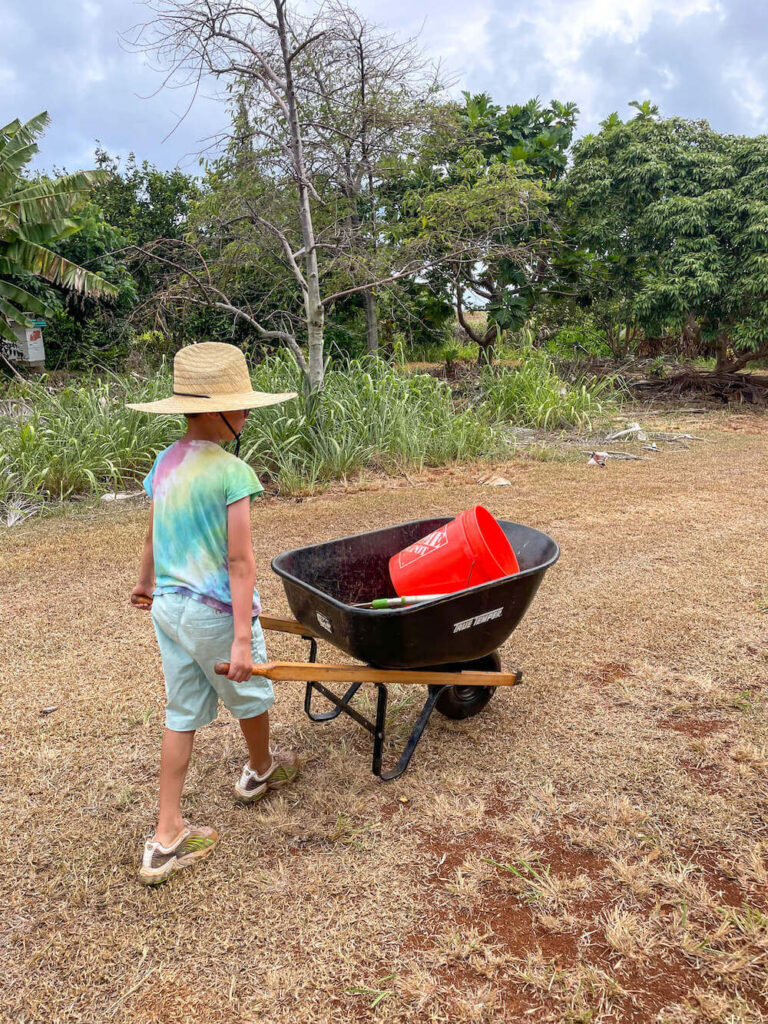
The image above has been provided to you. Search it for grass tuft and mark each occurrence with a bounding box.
[479,351,621,431]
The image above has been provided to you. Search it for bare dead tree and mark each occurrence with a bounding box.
[130,0,329,388]
[128,238,311,374]
[294,3,445,353]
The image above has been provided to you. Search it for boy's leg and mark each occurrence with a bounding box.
[155,727,196,846]
[141,724,217,886]
[139,597,222,884]
[149,596,219,851]
[238,711,271,776]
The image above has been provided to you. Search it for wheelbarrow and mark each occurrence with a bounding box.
[217,517,559,781]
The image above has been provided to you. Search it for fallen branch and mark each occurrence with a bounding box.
[648,432,706,442]
[581,451,647,461]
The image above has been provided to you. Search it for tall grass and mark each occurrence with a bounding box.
[243,355,498,491]
[0,357,499,506]
[0,351,617,513]
[0,374,173,506]
[480,353,620,431]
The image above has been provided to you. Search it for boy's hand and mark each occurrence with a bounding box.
[130,585,154,610]
[228,639,253,682]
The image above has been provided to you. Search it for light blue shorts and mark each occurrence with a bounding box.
[151,593,274,731]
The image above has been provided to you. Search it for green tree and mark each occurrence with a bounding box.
[391,94,577,364]
[37,150,202,367]
[35,202,139,368]
[561,103,768,373]
[92,149,199,246]
[0,113,117,353]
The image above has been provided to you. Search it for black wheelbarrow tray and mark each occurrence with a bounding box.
[217,517,559,780]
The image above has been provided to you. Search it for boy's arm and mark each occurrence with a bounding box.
[130,503,155,610]
[227,496,256,682]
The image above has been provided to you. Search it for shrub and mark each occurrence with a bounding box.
[544,324,612,360]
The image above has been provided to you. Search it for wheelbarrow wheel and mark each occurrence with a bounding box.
[423,651,501,720]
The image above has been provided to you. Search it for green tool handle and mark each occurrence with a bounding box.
[368,594,449,609]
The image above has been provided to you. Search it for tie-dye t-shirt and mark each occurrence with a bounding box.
[143,440,264,616]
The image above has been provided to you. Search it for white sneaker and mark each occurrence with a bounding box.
[234,751,301,803]
[138,822,218,886]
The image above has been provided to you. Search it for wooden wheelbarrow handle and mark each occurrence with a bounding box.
[259,615,319,638]
[214,660,522,688]
[135,603,518,687]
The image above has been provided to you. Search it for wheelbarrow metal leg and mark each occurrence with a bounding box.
[303,636,369,724]
[371,684,388,777]
[304,679,369,728]
[374,684,449,782]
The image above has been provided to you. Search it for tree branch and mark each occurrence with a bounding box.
[320,244,507,305]
[288,29,327,64]
[128,241,308,374]
[245,204,308,291]
[455,281,482,344]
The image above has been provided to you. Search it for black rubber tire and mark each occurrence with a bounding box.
[425,650,501,720]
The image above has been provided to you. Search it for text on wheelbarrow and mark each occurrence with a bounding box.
[452,606,504,633]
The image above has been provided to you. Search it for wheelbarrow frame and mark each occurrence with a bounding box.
[254,615,522,781]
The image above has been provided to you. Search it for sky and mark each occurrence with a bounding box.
[1,0,766,173]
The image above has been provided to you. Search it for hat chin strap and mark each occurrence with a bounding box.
[218,412,242,457]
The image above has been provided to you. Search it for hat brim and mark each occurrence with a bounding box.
[126,390,298,414]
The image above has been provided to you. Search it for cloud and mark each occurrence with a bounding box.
[0,0,225,171]
[358,0,767,138]
[3,0,768,171]
[724,64,768,131]
[477,0,728,130]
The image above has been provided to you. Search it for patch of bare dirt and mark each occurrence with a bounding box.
[589,661,635,687]
[681,759,725,789]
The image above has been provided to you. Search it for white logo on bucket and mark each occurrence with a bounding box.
[397,526,448,569]
[316,612,332,632]
[452,607,504,633]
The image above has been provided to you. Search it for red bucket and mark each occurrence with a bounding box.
[389,506,520,597]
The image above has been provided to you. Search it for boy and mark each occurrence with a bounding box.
[127,342,299,885]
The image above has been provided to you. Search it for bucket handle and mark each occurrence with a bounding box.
[465,558,478,588]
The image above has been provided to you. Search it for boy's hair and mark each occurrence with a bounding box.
[184,413,201,420]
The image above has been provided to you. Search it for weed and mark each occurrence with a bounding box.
[345,973,396,1009]
[483,855,588,909]
[327,814,373,846]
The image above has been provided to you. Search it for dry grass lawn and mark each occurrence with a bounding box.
[2,408,767,1023]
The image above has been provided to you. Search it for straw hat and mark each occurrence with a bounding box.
[126,342,297,414]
